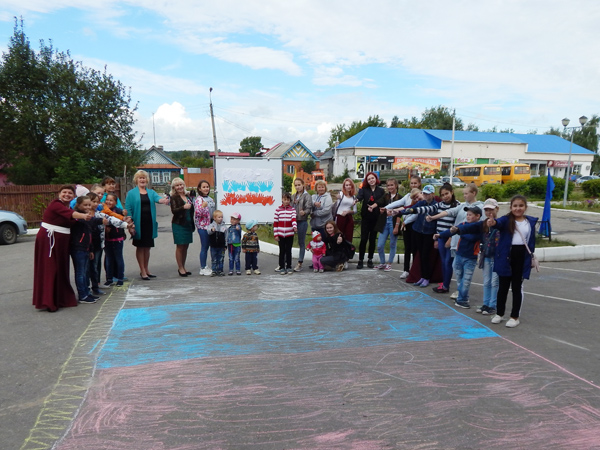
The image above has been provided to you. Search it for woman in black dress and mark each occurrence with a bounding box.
[125,170,169,279]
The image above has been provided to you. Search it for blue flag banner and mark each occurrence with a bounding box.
[539,169,555,238]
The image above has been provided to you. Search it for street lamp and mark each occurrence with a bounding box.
[561,115,588,207]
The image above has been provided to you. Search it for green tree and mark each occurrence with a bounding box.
[327,115,387,148]
[301,160,316,174]
[0,21,142,184]
[239,136,263,156]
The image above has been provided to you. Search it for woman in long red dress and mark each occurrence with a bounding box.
[33,185,93,312]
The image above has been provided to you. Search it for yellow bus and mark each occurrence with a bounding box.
[501,163,531,184]
[454,164,502,186]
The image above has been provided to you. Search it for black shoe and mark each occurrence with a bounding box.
[185,271,192,275]
[89,294,100,300]
[357,261,364,269]
[147,274,157,278]
[367,260,374,269]
[141,276,150,280]
[116,280,124,286]
[178,271,188,277]
[79,295,97,304]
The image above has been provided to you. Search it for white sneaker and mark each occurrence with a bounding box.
[293,263,303,272]
[274,266,281,272]
[399,271,409,279]
[505,318,520,328]
[491,315,504,324]
[253,269,261,275]
[450,291,459,300]
[246,270,252,275]
[200,267,212,276]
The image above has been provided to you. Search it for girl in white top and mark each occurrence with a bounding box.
[334,178,357,242]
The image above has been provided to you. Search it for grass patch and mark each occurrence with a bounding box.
[535,235,575,248]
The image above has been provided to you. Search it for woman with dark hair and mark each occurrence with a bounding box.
[194,179,216,276]
[356,172,385,269]
[125,170,169,280]
[33,185,94,312]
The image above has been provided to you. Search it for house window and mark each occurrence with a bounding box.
[162,172,171,183]
[152,172,160,184]
[287,165,295,174]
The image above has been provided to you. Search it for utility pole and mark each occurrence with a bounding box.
[209,88,218,157]
[152,113,156,147]
[450,109,456,181]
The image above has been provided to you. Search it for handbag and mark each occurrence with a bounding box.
[515,226,539,273]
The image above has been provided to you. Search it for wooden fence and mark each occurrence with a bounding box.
[0,179,129,228]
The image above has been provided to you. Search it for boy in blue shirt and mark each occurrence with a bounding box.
[435,205,482,309]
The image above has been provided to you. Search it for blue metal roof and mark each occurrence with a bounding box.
[338,127,595,156]
[338,127,442,150]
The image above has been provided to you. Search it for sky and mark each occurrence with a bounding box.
[1,1,599,154]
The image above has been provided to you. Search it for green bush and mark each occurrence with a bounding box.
[283,174,293,193]
[503,180,529,198]
[480,183,504,201]
[581,179,600,197]
[526,176,572,200]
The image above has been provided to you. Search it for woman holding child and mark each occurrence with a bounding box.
[33,185,94,312]
[125,170,169,280]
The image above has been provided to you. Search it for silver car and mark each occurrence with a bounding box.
[441,176,467,187]
[0,210,28,245]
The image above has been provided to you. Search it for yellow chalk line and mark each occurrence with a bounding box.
[20,284,129,450]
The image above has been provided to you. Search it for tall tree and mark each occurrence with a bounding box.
[239,136,263,156]
[327,115,387,148]
[0,20,142,184]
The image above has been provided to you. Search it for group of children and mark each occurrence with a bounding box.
[389,179,537,328]
[68,177,135,304]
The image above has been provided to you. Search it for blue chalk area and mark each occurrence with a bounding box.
[97,291,498,369]
[221,180,274,193]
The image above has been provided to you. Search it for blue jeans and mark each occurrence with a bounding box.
[296,220,308,263]
[377,219,398,264]
[453,254,477,303]
[228,245,241,272]
[482,257,499,309]
[197,228,210,268]
[71,250,90,300]
[211,247,225,272]
[105,240,124,281]
[438,237,454,289]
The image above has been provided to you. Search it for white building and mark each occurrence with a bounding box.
[334,128,596,179]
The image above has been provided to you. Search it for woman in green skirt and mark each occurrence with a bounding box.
[170,178,195,276]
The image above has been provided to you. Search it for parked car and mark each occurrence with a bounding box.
[0,210,28,245]
[575,175,600,186]
[440,176,467,187]
[421,178,444,187]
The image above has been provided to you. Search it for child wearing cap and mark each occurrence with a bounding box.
[226,212,243,275]
[399,184,438,288]
[435,205,483,309]
[306,231,327,273]
[242,219,260,275]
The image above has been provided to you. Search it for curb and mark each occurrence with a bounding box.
[26,228,600,262]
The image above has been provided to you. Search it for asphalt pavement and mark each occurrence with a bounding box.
[2,205,600,449]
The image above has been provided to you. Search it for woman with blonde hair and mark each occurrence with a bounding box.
[125,170,169,280]
[170,178,194,277]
